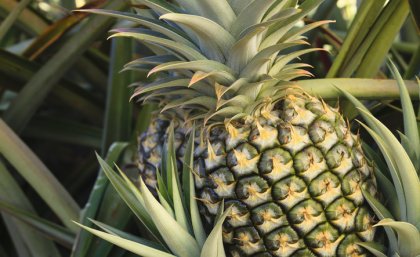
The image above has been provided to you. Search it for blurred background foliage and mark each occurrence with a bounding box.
[0,0,418,257]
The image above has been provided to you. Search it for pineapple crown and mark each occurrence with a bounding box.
[107,0,331,126]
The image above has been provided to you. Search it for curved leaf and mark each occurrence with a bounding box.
[74,223,175,257]
[140,180,201,257]
[109,31,206,61]
[77,9,194,47]
[0,119,80,231]
[374,219,420,256]
[160,13,235,59]
[269,48,323,76]
[149,61,236,84]
[90,220,165,251]
[358,109,420,227]
[357,242,387,257]
[200,207,231,257]
[230,0,275,37]
[388,61,420,163]
[132,0,178,14]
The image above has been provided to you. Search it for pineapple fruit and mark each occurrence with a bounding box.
[115,0,382,255]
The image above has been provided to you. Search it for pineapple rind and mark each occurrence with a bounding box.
[194,94,378,256]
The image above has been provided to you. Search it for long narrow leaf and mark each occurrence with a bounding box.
[95,154,161,242]
[139,179,200,257]
[0,119,80,231]
[0,200,74,248]
[200,207,231,257]
[188,154,206,248]
[374,219,420,256]
[101,38,134,152]
[357,242,387,257]
[354,0,409,78]
[0,162,61,257]
[2,0,128,133]
[388,61,420,163]
[72,142,130,257]
[0,0,31,39]
[90,220,166,251]
[358,110,420,227]
[74,223,175,257]
[75,9,194,47]
[327,0,386,77]
[362,189,398,252]
[0,0,48,35]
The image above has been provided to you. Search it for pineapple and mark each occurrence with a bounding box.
[112,0,381,255]
[137,116,169,189]
[137,114,188,191]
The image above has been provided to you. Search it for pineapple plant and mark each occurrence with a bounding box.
[1,0,419,256]
[91,0,382,256]
[74,66,420,257]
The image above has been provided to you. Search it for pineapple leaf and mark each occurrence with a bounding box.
[73,142,130,257]
[95,154,162,244]
[89,219,166,251]
[160,13,235,58]
[189,164,206,249]
[282,20,334,42]
[109,31,205,61]
[125,55,179,67]
[161,96,217,113]
[0,162,62,257]
[0,200,74,248]
[205,106,245,125]
[241,41,308,78]
[357,122,406,221]
[358,109,420,228]
[117,166,148,208]
[181,125,194,211]
[269,48,323,76]
[76,9,194,47]
[228,26,267,74]
[362,188,398,252]
[156,168,173,207]
[173,0,235,29]
[0,0,31,40]
[148,60,236,84]
[327,0,387,78]
[230,0,276,37]
[263,0,298,21]
[139,179,201,257]
[362,143,391,179]
[354,1,409,78]
[227,0,254,15]
[131,78,190,99]
[217,95,253,110]
[356,242,387,257]
[388,60,420,166]
[170,156,192,234]
[0,119,79,232]
[372,167,400,220]
[2,0,127,133]
[200,206,231,257]
[74,222,175,257]
[397,132,419,171]
[374,219,420,256]
[157,188,175,218]
[239,8,299,39]
[261,0,323,48]
[131,0,178,14]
